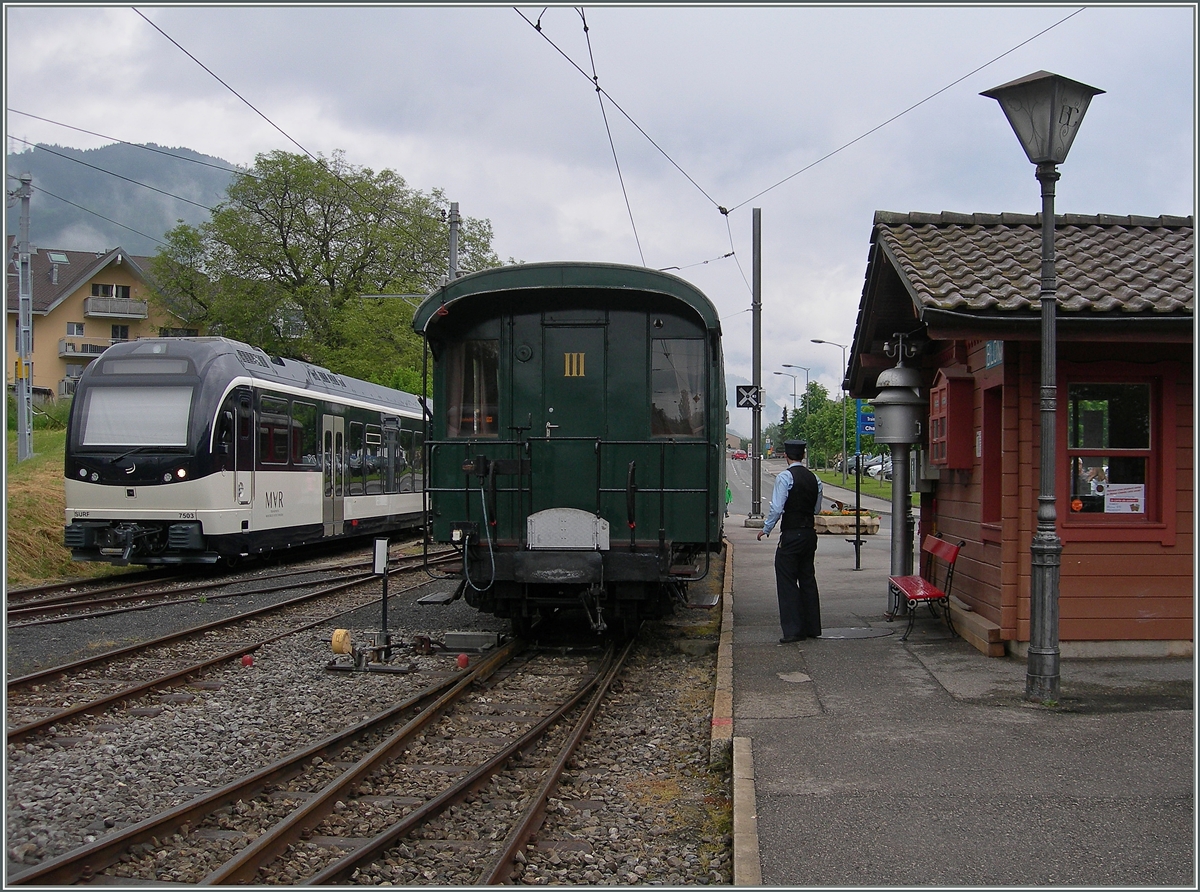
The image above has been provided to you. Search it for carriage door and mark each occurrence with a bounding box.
[322,414,346,536]
[536,326,606,511]
[235,391,254,506]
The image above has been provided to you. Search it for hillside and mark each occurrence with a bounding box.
[6,142,237,256]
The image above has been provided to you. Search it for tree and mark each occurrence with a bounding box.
[146,150,500,388]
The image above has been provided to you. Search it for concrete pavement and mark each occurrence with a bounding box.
[717,509,1194,887]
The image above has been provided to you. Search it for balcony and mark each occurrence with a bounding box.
[84,296,148,319]
[59,337,117,358]
[58,377,80,399]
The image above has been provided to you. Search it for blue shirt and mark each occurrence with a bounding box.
[762,461,823,535]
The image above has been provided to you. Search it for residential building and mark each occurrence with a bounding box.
[848,212,1193,657]
[5,239,199,400]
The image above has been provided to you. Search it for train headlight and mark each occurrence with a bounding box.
[176,468,187,479]
[79,468,88,478]
[163,472,173,482]
[89,471,99,482]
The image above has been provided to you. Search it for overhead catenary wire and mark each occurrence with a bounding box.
[8,136,216,213]
[130,6,447,271]
[6,108,252,178]
[578,7,645,266]
[6,181,169,248]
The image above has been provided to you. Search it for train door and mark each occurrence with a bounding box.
[235,390,254,506]
[535,326,606,511]
[322,414,345,536]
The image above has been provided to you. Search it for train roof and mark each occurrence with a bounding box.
[89,337,423,414]
[412,261,722,335]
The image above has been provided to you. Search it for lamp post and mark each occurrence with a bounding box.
[782,364,811,426]
[773,371,798,412]
[811,340,849,483]
[982,70,1102,702]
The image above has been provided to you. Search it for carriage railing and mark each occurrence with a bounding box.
[423,436,718,580]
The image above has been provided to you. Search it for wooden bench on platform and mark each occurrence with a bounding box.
[886,534,965,641]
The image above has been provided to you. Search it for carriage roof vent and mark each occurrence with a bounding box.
[236,349,269,369]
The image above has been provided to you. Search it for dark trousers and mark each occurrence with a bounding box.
[775,527,821,638]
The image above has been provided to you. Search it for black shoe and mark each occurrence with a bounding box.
[779,635,806,644]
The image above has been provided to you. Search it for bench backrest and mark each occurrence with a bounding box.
[922,535,961,565]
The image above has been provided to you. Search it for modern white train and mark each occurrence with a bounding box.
[63,337,426,566]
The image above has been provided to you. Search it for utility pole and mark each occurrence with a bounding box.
[448,201,460,280]
[15,173,34,461]
[748,208,763,523]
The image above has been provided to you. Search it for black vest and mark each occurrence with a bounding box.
[781,464,819,530]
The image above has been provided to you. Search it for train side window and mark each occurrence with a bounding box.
[348,421,365,495]
[365,425,383,494]
[237,394,252,440]
[651,338,706,437]
[444,339,499,437]
[291,401,318,466]
[259,396,290,465]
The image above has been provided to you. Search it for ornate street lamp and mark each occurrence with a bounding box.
[982,71,1103,702]
[812,340,849,483]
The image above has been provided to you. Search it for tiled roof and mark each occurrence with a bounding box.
[872,211,1193,316]
[5,237,154,314]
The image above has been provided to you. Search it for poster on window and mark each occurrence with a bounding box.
[1104,483,1145,514]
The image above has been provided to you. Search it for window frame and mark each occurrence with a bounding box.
[1056,360,1178,546]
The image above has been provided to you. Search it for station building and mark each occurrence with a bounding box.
[848,211,1193,657]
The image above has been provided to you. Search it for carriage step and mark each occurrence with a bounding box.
[417,590,459,605]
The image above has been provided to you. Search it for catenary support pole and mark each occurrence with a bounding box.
[749,208,763,521]
[16,173,34,462]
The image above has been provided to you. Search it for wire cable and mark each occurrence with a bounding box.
[17,183,169,248]
[131,7,445,265]
[7,135,216,212]
[727,7,1087,212]
[6,108,251,177]
[578,7,645,266]
[515,6,722,211]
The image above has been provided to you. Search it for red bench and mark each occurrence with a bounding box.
[887,534,965,641]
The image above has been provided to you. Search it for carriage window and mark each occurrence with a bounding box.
[444,339,499,437]
[291,401,318,466]
[348,422,365,495]
[259,396,290,465]
[651,339,705,437]
[1067,383,1151,515]
[364,425,383,493]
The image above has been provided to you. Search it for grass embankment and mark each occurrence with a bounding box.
[812,468,919,508]
[6,429,128,587]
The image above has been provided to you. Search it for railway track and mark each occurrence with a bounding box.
[6,551,459,744]
[10,635,635,886]
[6,549,452,627]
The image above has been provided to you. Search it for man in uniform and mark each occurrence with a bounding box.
[757,439,822,643]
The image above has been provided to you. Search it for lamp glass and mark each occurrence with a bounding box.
[981,71,1104,165]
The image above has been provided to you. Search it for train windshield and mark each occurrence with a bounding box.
[79,385,194,447]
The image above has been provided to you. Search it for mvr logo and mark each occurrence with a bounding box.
[264,491,285,509]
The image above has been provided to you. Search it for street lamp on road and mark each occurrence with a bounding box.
[812,339,849,483]
[773,371,798,412]
[983,70,1102,702]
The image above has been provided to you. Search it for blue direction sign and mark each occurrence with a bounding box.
[857,406,876,436]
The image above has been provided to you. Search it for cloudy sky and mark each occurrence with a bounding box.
[5,3,1196,427]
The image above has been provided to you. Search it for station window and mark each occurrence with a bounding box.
[1066,382,1151,516]
[651,339,705,437]
[444,339,499,438]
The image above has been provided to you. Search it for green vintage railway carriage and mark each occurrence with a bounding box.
[413,262,726,635]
